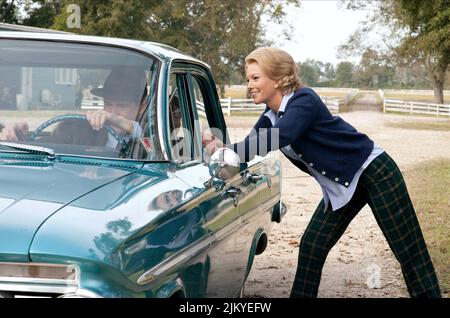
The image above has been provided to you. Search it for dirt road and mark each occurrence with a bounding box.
[225,111,450,298]
[347,91,383,112]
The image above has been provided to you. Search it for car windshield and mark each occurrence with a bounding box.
[0,39,163,161]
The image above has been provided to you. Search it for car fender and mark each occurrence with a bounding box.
[244,228,267,280]
[155,277,186,298]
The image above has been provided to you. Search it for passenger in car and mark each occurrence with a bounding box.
[168,95,185,158]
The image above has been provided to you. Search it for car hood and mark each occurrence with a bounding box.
[27,162,195,270]
[0,158,142,262]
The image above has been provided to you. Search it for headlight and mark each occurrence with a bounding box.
[0,262,78,280]
[0,262,79,295]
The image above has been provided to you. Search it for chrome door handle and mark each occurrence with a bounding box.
[223,186,241,207]
[225,187,241,196]
[241,171,263,184]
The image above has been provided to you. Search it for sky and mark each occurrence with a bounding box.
[266,0,370,65]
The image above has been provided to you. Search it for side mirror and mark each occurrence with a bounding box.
[204,148,240,188]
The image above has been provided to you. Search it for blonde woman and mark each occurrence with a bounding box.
[203,47,441,298]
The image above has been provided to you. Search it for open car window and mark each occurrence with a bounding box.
[0,39,163,161]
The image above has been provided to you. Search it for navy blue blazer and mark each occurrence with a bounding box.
[227,87,374,188]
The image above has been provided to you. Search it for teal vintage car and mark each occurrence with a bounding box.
[0,30,284,298]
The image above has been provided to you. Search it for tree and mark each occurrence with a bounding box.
[0,0,20,23]
[335,62,354,87]
[340,0,450,103]
[44,0,300,88]
[21,0,64,28]
[298,59,321,86]
[352,48,395,89]
[51,0,155,40]
[392,0,450,103]
[392,62,430,89]
[297,59,338,86]
[144,0,301,87]
[322,63,336,83]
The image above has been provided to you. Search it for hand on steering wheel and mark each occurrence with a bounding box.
[86,110,133,135]
[30,114,121,142]
[0,122,29,141]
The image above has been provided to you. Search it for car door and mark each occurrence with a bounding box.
[237,153,282,278]
[166,64,245,297]
[184,66,281,296]
[190,71,259,297]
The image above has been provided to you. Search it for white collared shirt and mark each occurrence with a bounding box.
[105,120,142,148]
[264,93,384,212]
[263,92,293,123]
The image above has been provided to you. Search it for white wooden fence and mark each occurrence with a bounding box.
[81,99,103,110]
[219,96,340,116]
[384,99,450,117]
[343,89,360,105]
[82,96,341,116]
[319,97,340,113]
[313,87,360,106]
[224,86,359,106]
[219,98,265,116]
[196,101,206,118]
[379,89,450,117]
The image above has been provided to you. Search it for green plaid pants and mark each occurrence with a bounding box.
[290,151,441,298]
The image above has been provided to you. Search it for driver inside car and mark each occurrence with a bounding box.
[0,67,148,149]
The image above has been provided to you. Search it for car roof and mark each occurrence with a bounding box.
[0,30,208,68]
[0,22,70,33]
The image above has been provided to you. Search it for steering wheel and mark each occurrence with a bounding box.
[30,114,121,142]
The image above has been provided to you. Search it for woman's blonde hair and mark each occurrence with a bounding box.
[245,47,303,94]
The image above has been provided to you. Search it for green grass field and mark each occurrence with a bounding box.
[223,87,248,99]
[404,159,450,295]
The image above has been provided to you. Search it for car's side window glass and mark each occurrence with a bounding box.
[168,72,190,162]
[189,76,215,161]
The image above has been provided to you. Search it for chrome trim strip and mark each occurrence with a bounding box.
[0,274,78,294]
[240,195,280,224]
[0,277,76,285]
[158,63,169,161]
[58,288,102,298]
[260,195,281,214]
[137,234,212,285]
[138,211,243,285]
[211,218,242,242]
[0,281,77,294]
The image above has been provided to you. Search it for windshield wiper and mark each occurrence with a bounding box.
[0,142,55,160]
